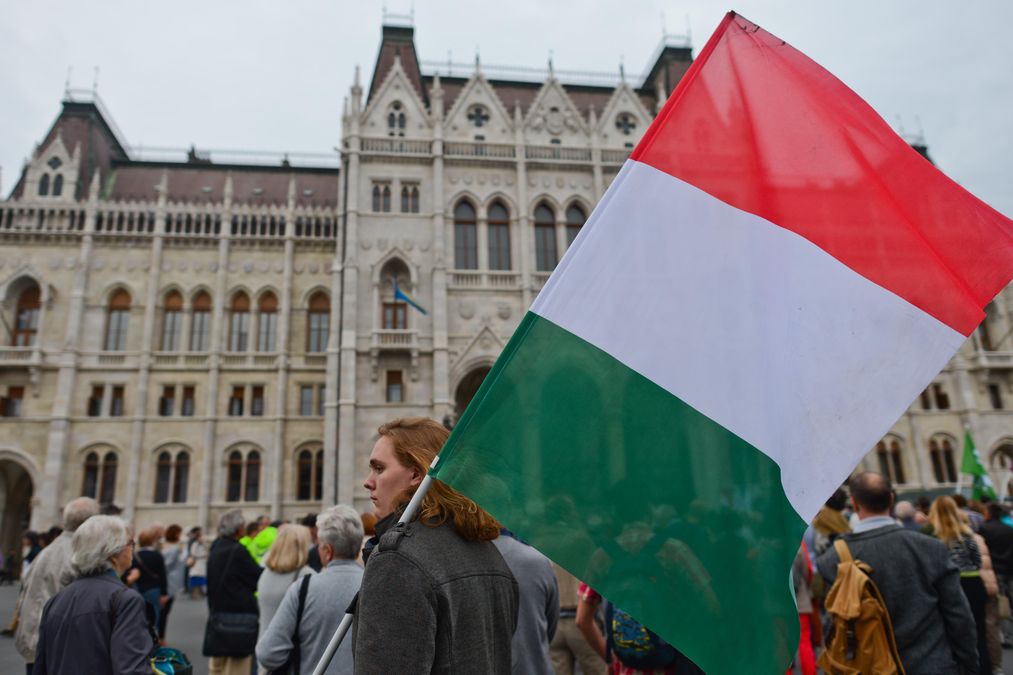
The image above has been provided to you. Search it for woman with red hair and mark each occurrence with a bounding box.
[353,417,518,674]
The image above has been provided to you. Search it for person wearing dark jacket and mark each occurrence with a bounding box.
[204,509,263,675]
[353,418,519,675]
[817,472,978,675]
[132,526,168,634]
[34,515,153,675]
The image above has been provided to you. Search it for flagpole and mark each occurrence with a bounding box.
[310,457,440,675]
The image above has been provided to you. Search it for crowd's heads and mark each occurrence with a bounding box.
[894,500,916,521]
[165,524,182,544]
[825,488,849,512]
[137,527,161,548]
[361,511,377,537]
[929,495,972,544]
[71,515,132,576]
[987,502,1005,521]
[951,493,968,508]
[218,509,246,538]
[264,524,313,573]
[849,471,893,515]
[62,497,99,533]
[318,504,365,560]
[376,417,500,541]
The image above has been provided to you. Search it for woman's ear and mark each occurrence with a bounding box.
[410,470,423,487]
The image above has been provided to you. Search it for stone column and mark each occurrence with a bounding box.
[270,177,296,518]
[198,174,233,531]
[513,104,532,309]
[35,171,101,528]
[124,171,168,522]
[430,77,451,420]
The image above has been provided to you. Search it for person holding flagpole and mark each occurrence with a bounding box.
[352,417,518,674]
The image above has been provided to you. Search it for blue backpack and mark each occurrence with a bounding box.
[604,601,680,670]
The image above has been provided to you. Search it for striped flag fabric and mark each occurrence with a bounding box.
[430,11,1013,674]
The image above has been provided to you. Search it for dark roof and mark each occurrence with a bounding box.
[10,100,129,201]
[367,24,428,106]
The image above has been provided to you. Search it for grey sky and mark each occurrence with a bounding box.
[2,1,1010,217]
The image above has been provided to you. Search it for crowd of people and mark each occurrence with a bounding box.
[3,420,1013,674]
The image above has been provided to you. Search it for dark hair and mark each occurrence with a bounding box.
[951,493,968,508]
[987,503,1005,520]
[165,524,182,543]
[300,513,317,528]
[825,488,849,511]
[22,530,40,547]
[849,471,893,514]
[47,526,63,540]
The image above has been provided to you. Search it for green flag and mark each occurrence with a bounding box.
[962,431,997,501]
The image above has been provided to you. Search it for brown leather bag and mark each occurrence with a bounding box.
[818,539,905,675]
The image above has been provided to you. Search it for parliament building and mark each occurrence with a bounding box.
[0,19,1010,559]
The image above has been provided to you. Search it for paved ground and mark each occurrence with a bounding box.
[3,580,1013,674]
[0,582,209,673]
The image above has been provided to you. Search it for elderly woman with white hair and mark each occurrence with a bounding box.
[33,515,154,674]
[256,504,364,674]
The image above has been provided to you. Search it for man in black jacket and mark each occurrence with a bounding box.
[204,509,262,675]
[817,472,978,674]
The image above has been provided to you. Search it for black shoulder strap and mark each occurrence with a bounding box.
[209,542,241,609]
[288,574,311,673]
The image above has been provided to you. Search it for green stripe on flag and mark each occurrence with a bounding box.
[433,312,806,674]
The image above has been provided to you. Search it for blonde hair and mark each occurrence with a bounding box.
[377,418,500,542]
[264,524,312,573]
[929,495,972,544]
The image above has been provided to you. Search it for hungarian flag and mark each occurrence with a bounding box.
[962,431,997,501]
[430,11,1013,674]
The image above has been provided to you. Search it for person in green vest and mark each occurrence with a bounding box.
[248,520,280,564]
[240,516,269,562]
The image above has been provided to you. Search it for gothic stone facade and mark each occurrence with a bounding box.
[0,24,1011,554]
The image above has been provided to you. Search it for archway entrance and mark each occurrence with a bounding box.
[453,366,491,426]
[992,443,1013,499]
[0,459,33,579]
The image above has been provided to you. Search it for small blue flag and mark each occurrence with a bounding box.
[394,278,428,315]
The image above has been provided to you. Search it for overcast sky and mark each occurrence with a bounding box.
[2,1,1010,216]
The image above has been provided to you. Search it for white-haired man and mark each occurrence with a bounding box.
[16,496,99,673]
[256,504,364,674]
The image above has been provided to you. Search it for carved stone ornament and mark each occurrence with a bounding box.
[420,241,431,252]
[528,177,536,188]
[194,262,203,272]
[459,301,475,319]
[110,261,121,272]
[463,176,473,185]
[491,175,501,186]
[178,262,189,272]
[449,176,459,185]
[273,262,284,273]
[209,262,219,273]
[294,265,305,274]
[378,238,389,251]
[505,176,515,186]
[361,239,373,250]
[556,176,565,188]
[229,264,238,273]
[542,178,551,188]
[309,263,320,274]
[403,239,414,251]
[477,176,486,186]
[243,262,254,274]
[162,262,172,272]
[497,302,511,320]
[258,262,270,273]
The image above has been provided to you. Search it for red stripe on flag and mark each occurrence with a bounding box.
[631,12,1013,336]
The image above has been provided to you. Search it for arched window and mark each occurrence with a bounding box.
[190,291,212,351]
[229,292,250,352]
[173,451,189,503]
[401,185,420,213]
[307,292,330,353]
[100,452,117,505]
[382,185,391,212]
[13,285,41,347]
[454,201,478,269]
[297,449,314,501]
[296,446,325,501]
[226,451,243,502]
[875,439,906,484]
[257,293,278,352]
[929,436,958,483]
[38,174,50,196]
[104,290,131,351]
[534,203,557,272]
[82,452,99,498]
[52,174,64,197]
[245,451,261,502]
[154,451,172,503]
[565,204,586,247]
[372,185,382,212]
[381,261,411,330]
[387,102,406,137]
[160,291,183,351]
[487,202,511,271]
[979,301,997,351]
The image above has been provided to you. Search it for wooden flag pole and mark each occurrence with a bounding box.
[310,458,440,675]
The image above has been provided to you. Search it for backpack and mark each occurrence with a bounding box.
[818,539,905,675]
[604,601,679,670]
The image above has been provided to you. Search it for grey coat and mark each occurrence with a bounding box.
[816,524,978,675]
[353,519,519,675]
[493,534,559,675]
[256,560,360,674]
[15,532,75,662]
[34,571,154,675]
